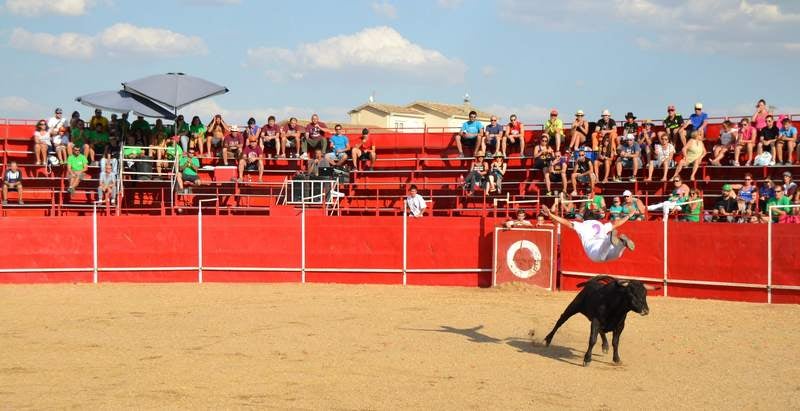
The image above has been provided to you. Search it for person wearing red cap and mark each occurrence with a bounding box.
[543,109,564,152]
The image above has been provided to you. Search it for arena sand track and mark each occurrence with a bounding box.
[1,283,799,410]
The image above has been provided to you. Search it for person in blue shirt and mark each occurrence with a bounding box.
[455,110,483,157]
[680,102,708,148]
[326,124,350,167]
[481,116,503,155]
[776,117,797,165]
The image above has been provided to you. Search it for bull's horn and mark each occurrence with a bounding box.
[644,284,661,291]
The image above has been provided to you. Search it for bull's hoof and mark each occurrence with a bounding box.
[544,336,552,346]
[582,360,591,367]
[613,358,622,365]
[601,345,609,354]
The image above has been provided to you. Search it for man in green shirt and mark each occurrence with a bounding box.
[767,186,792,222]
[66,146,89,194]
[177,148,202,192]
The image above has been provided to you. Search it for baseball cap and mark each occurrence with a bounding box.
[622,190,632,197]
[55,108,63,113]
[695,103,703,109]
[783,171,792,177]
[667,105,676,111]
[722,184,733,191]
[625,133,635,140]
[602,109,610,116]
[550,109,558,116]
[230,125,240,132]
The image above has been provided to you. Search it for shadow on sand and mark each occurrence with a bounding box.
[399,325,503,344]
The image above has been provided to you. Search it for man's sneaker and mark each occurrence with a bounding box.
[619,234,635,251]
[546,191,553,196]
[18,200,24,205]
[629,177,636,182]
[1,200,6,205]
[613,177,621,182]
[67,187,74,194]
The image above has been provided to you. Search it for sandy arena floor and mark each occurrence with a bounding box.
[1,283,799,410]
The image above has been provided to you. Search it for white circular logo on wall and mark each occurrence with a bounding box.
[506,240,542,279]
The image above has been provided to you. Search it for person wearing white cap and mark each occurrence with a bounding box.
[614,133,641,182]
[541,204,635,263]
[569,110,589,151]
[621,189,646,221]
[47,108,68,138]
[591,109,618,153]
[681,103,708,148]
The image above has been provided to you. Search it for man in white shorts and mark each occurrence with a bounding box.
[541,207,635,262]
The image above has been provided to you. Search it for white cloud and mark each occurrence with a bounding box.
[0,96,48,118]
[371,1,397,19]
[481,65,496,77]
[3,0,96,16]
[8,24,207,59]
[483,104,551,123]
[437,0,463,9]
[499,0,800,56]
[9,28,95,59]
[246,26,466,84]
[99,23,207,56]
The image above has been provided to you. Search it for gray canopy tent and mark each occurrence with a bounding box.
[122,72,229,115]
[75,90,176,119]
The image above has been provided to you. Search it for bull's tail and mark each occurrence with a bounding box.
[576,275,617,288]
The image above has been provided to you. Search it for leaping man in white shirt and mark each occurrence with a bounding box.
[541,207,635,263]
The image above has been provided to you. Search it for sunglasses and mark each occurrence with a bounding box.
[668,109,675,112]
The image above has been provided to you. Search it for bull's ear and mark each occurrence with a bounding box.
[616,280,630,287]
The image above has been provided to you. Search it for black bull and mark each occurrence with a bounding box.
[544,275,658,366]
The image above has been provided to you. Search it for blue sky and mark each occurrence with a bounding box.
[1,0,799,125]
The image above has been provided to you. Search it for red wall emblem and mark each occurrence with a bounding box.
[493,228,555,290]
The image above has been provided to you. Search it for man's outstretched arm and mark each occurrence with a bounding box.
[541,207,573,230]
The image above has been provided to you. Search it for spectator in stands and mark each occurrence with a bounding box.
[682,189,703,222]
[33,119,51,166]
[123,134,144,173]
[543,109,564,152]
[758,177,775,212]
[622,112,638,139]
[672,131,706,181]
[406,184,427,218]
[149,119,169,160]
[70,119,90,158]
[464,151,488,196]
[502,114,525,157]
[752,99,769,131]
[709,184,738,222]
[783,171,797,198]
[456,110,483,157]
[53,123,69,165]
[161,137,183,175]
[552,192,579,219]
[637,119,655,164]
[505,209,532,228]
[609,196,623,221]
[647,132,675,182]
[351,128,376,170]
[544,151,567,196]
[177,148,201,192]
[68,110,81,130]
[222,125,244,166]
[116,113,130,141]
[206,114,229,157]
[621,189,646,221]
[568,110,589,151]
[244,117,259,144]
[66,145,88,194]
[188,116,206,156]
[777,117,797,165]
[533,135,554,175]
[306,148,331,177]
[2,162,23,205]
[757,115,780,160]
[302,114,330,159]
[97,162,117,204]
[591,110,617,150]
[710,120,737,166]
[487,152,506,194]
[767,184,791,222]
[89,109,109,133]
[47,108,68,140]
[648,176,690,214]
[101,135,120,175]
[259,115,282,158]
[595,132,615,183]
[173,115,190,152]
[535,213,552,227]
[734,117,757,166]
[88,121,110,164]
[663,105,684,148]
[326,124,350,167]
[130,115,151,146]
[239,138,264,182]
[283,117,302,158]
[732,173,757,214]
[682,103,709,147]
[615,134,641,182]
[482,116,503,155]
[583,190,606,220]
[570,147,596,196]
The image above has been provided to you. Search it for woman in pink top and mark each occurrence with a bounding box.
[752,99,769,131]
[734,118,757,166]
